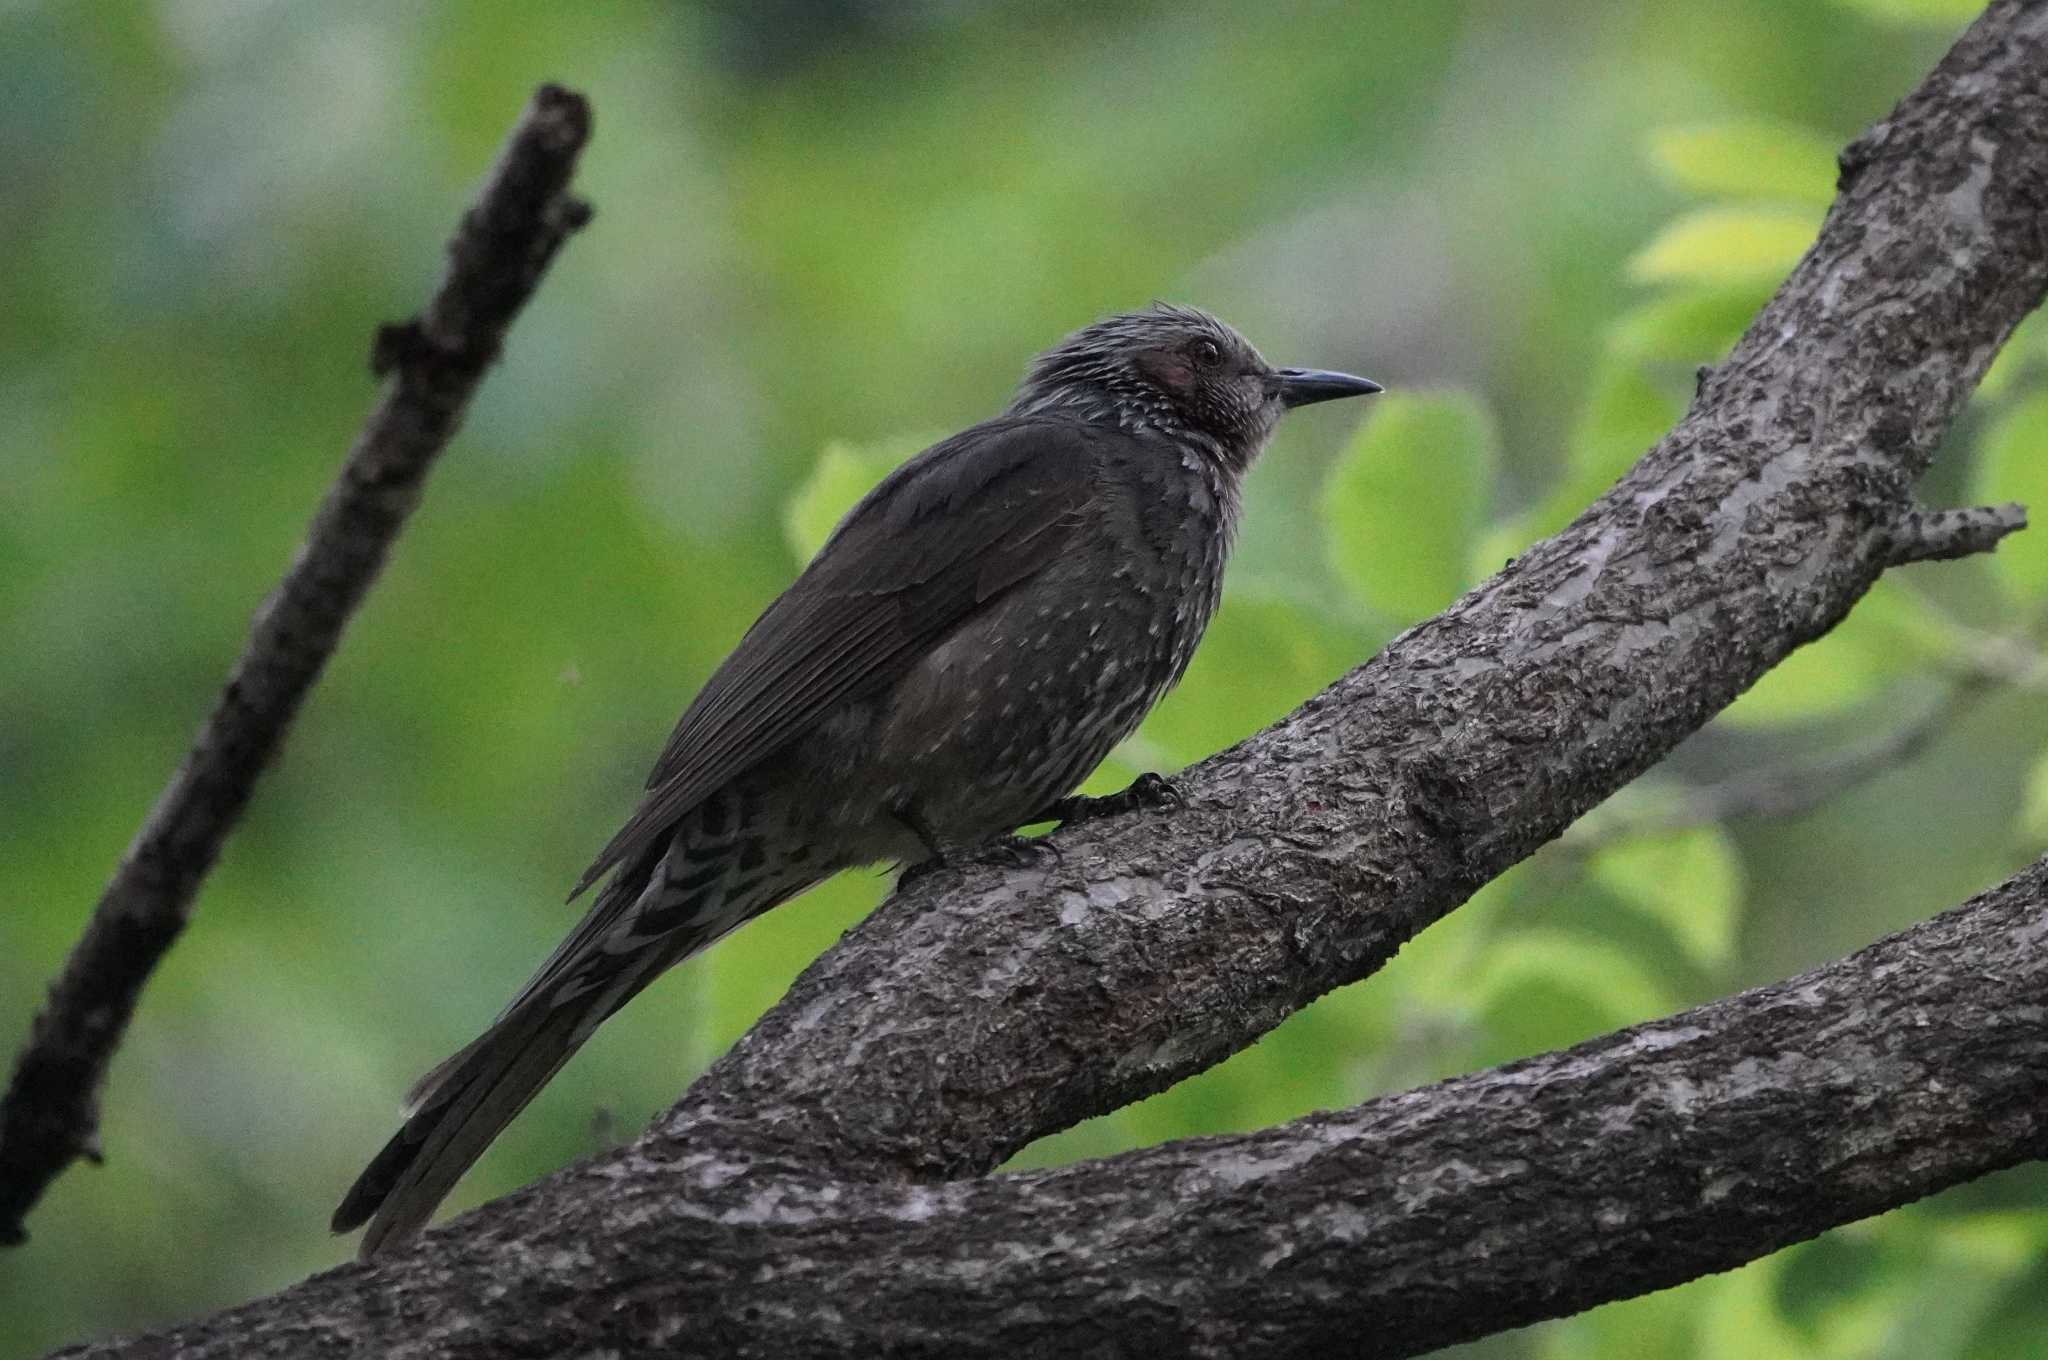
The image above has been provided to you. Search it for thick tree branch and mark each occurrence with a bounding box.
[62,852,2048,1358]
[661,0,2048,1180]
[46,2,2048,1352]
[0,85,593,1245]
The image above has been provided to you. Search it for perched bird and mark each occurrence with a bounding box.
[332,303,1380,1256]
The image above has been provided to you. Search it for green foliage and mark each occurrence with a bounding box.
[782,435,927,562]
[1827,0,1986,24]
[1648,121,1841,205]
[1628,204,1824,285]
[2,1,2038,1357]
[1720,603,1902,727]
[1587,827,1743,969]
[1468,930,1672,1063]
[1606,284,1778,363]
[1970,392,2048,603]
[1138,592,1364,764]
[1321,390,1498,620]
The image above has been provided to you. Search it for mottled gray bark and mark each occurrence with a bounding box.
[662,0,2046,1179]
[51,1,2048,1355]
[0,86,593,1245]
[55,856,2048,1360]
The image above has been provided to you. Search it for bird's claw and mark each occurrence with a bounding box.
[896,853,950,888]
[990,834,1063,869]
[1035,771,1185,828]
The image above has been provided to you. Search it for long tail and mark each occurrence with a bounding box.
[330,991,593,1256]
[334,815,813,1258]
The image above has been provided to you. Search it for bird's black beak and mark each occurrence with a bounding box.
[1273,367,1383,409]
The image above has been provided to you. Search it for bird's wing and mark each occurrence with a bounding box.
[568,417,1114,900]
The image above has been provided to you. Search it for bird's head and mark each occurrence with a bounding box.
[1007,303,1381,469]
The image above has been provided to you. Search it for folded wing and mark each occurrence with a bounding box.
[568,416,1118,900]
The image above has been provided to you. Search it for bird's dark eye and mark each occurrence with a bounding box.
[1190,338,1223,369]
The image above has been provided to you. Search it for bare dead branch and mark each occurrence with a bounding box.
[0,84,594,1246]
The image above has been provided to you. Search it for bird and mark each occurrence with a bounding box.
[331,303,1380,1256]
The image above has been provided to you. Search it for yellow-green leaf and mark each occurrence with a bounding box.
[1720,585,1925,729]
[1628,205,1822,286]
[1969,391,2048,602]
[782,435,927,563]
[1588,826,1743,969]
[1607,284,1774,363]
[1828,0,1983,26]
[1648,120,1840,206]
[1568,358,1683,484]
[1468,930,1673,1066]
[1137,593,1362,767]
[1320,390,1498,620]
[1464,360,1679,585]
[1974,308,2048,400]
[2018,745,2048,848]
[1697,1256,1816,1360]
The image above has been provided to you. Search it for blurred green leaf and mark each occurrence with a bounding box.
[1698,1255,1817,1360]
[1469,929,1673,1064]
[1138,593,1364,766]
[1953,1226,2048,1360]
[781,436,927,563]
[1370,876,1510,1008]
[1648,120,1840,206]
[1629,205,1823,285]
[2017,745,2048,848]
[1721,633,1882,726]
[1827,0,1984,26]
[1720,590,1927,727]
[1465,358,1679,584]
[1467,513,1542,586]
[1974,311,2048,400]
[1969,391,2048,602]
[1568,357,1682,483]
[1321,391,1498,620]
[1820,1214,2048,1360]
[1607,284,1774,363]
[1541,1290,1700,1360]
[1588,826,1743,969]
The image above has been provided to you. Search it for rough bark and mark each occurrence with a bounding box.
[0,85,593,1245]
[44,0,2048,1354]
[56,858,2048,1359]
[657,0,2047,1180]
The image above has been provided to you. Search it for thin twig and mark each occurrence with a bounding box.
[0,84,594,1246]
[1562,676,1991,850]
[1565,601,2048,851]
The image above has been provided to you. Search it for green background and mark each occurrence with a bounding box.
[3,1,2043,1355]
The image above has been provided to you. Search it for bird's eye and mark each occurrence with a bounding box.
[1190,338,1223,368]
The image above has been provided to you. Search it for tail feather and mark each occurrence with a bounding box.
[332,998,585,1256]
[333,818,822,1258]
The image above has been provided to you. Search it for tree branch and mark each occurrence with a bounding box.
[1878,502,2026,565]
[658,0,2048,1181]
[59,852,2048,1358]
[0,85,593,1246]
[44,0,2048,1352]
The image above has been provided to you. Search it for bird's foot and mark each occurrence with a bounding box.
[896,854,949,888]
[988,833,1063,869]
[1035,772,1184,828]
[898,834,1060,886]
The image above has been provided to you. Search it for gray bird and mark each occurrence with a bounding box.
[332,303,1379,1256]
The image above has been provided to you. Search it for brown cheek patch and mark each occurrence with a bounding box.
[1133,348,1195,394]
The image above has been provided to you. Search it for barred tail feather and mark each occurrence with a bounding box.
[331,996,590,1258]
[333,815,818,1258]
